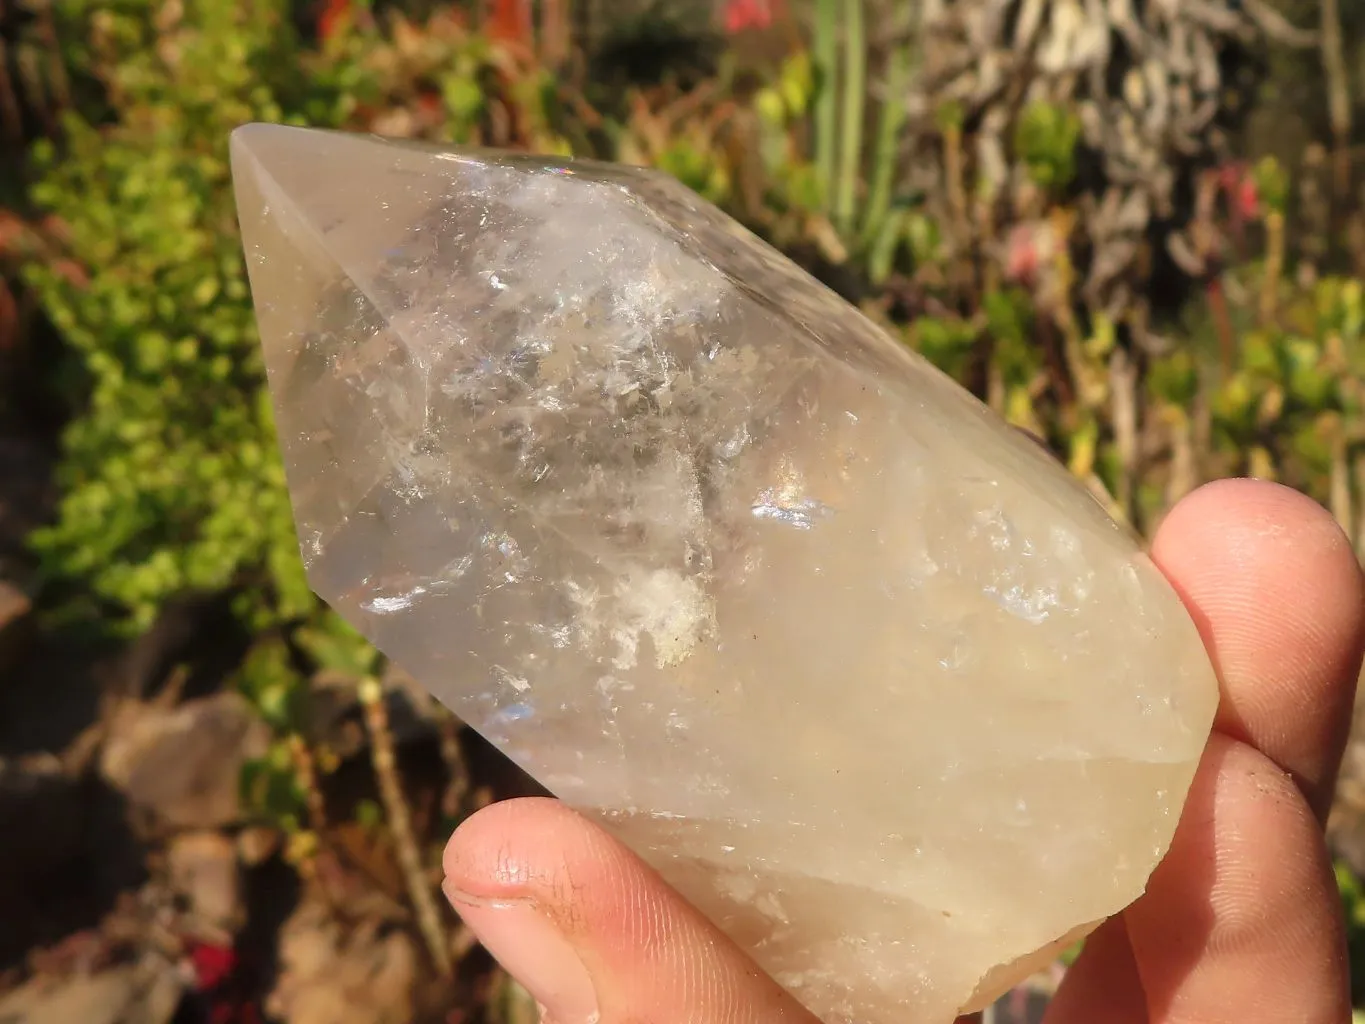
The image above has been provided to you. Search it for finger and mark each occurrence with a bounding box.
[1150,478,1365,819]
[442,797,819,1024]
[1049,480,1361,1022]
[1047,735,1350,1023]
[1043,917,1146,1024]
[1124,734,1350,1023]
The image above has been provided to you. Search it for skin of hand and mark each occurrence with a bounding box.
[442,478,1365,1024]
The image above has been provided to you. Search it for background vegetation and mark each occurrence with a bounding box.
[3,0,1365,1021]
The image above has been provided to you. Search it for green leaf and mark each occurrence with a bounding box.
[1013,101,1082,192]
[295,610,382,678]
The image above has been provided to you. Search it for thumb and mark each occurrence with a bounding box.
[442,797,816,1024]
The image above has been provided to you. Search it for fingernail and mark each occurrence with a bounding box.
[444,883,599,1024]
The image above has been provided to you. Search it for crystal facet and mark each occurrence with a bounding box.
[231,124,1219,1024]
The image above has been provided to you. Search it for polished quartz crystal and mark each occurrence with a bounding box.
[230,123,1219,1024]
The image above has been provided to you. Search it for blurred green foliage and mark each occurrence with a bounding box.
[21,0,573,634]
[23,0,321,632]
[1014,102,1082,193]
[1340,864,1365,1003]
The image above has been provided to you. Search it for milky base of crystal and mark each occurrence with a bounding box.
[231,124,1219,1024]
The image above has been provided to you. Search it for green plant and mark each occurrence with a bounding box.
[1014,101,1082,193]
[755,0,920,279]
[235,611,380,850]
[24,0,323,633]
[24,1,572,634]
[1339,861,1365,1001]
[1151,257,1365,525]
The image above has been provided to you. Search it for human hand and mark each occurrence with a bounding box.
[441,479,1364,1024]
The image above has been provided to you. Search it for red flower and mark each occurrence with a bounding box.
[722,0,775,33]
[1003,221,1058,286]
[1216,163,1260,220]
[188,941,239,991]
[1234,176,1260,220]
[488,0,533,43]
[317,0,351,40]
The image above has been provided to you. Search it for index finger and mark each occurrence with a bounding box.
[1150,478,1365,820]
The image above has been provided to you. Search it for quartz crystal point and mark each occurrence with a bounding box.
[230,123,1219,1024]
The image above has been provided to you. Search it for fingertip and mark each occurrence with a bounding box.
[443,796,591,896]
[1151,478,1365,816]
[1155,478,1360,584]
[1152,481,1364,668]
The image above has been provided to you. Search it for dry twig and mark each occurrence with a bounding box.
[1319,0,1352,196]
[361,677,452,978]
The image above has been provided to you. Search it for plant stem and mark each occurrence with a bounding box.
[860,41,911,248]
[866,207,908,283]
[1165,405,1195,511]
[1320,0,1352,196]
[439,712,471,820]
[834,0,866,238]
[361,677,452,978]
[1330,422,1352,538]
[1110,347,1138,523]
[1354,453,1365,558]
[1260,210,1285,325]
[942,119,968,244]
[0,39,23,144]
[540,0,569,67]
[290,733,329,832]
[813,0,839,203]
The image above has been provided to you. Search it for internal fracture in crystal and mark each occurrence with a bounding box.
[231,123,1220,1024]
